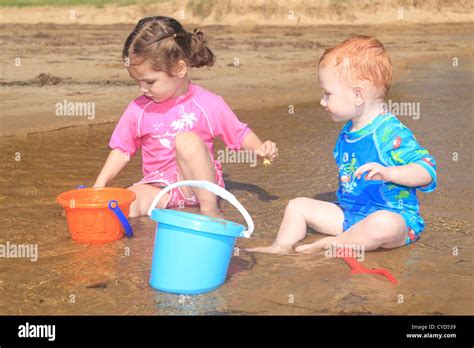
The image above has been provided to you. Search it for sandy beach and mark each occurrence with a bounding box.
[0,1,472,316]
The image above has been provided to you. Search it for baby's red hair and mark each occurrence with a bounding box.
[319,36,392,98]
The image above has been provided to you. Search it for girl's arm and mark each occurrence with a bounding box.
[211,97,278,160]
[241,131,278,160]
[241,131,263,150]
[93,149,130,187]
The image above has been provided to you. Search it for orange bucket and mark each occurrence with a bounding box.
[57,187,136,244]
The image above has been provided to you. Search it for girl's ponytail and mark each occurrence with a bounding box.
[188,29,215,68]
[123,16,215,73]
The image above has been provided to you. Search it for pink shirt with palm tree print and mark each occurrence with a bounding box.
[109,83,251,186]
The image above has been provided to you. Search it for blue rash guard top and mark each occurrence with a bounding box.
[333,113,437,239]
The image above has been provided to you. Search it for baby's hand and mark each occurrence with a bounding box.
[256,140,278,161]
[354,162,393,182]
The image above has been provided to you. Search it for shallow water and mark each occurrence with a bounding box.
[0,59,472,315]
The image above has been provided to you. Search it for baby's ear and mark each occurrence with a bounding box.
[353,86,366,107]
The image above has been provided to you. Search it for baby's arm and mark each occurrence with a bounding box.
[355,123,437,190]
[354,162,432,187]
[385,163,432,187]
[93,149,130,187]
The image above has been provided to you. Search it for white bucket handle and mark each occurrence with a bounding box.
[146,180,254,238]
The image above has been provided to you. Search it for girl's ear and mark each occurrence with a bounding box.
[353,86,365,107]
[173,60,188,78]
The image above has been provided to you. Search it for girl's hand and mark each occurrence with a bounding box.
[256,140,278,161]
[354,162,393,182]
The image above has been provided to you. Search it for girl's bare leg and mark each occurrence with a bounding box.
[127,132,220,218]
[246,197,344,254]
[175,132,220,214]
[127,184,169,218]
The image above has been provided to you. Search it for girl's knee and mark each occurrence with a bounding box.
[175,132,204,159]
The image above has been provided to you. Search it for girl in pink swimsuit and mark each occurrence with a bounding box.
[94,16,278,217]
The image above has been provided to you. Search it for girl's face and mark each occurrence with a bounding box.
[318,65,358,122]
[127,59,187,103]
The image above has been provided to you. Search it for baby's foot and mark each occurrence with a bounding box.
[294,241,325,254]
[245,243,293,254]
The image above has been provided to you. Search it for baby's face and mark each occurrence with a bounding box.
[127,60,185,103]
[318,65,359,122]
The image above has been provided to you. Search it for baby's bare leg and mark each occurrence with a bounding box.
[246,197,344,254]
[295,210,408,254]
[127,184,170,218]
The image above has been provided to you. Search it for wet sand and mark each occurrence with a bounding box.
[1,22,472,136]
[0,22,473,315]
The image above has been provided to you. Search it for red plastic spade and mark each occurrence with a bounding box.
[340,256,398,284]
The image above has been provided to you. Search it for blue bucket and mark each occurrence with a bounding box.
[147,180,254,295]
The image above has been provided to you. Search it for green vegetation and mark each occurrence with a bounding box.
[188,0,215,18]
[0,0,160,8]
